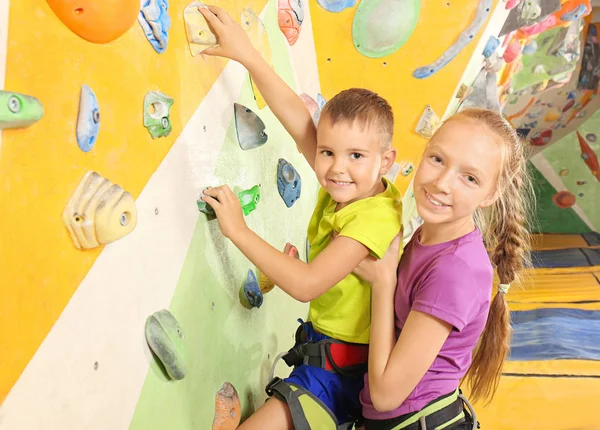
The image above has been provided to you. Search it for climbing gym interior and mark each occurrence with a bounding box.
[0,0,599,428]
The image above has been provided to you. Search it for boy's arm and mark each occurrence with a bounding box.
[200,6,318,168]
[202,185,370,302]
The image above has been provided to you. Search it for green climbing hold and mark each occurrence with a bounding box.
[143,90,174,138]
[0,90,44,129]
[197,185,261,217]
[352,0,420,59]
[145,309,186,380]
[238,185,261,216]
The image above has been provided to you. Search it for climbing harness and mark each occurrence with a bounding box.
[265,323,368,429]
[278,322,369,376]
[363,389,480,430]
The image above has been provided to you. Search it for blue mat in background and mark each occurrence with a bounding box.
[509,308,600,361]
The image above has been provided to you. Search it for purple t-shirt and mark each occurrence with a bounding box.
[360,227,493,420]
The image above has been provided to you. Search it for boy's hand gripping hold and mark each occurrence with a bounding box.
[202,185,247,239]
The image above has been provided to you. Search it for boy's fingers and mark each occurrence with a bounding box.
[207,5,232,24]
[202,194,220,209]
[198,6,224,31]
[202,45,222,56]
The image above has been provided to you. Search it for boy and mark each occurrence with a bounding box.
[200,5,402,428]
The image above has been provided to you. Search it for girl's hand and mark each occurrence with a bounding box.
[199,5,258,64]
[202,185,248,239]
[353,234,402,290]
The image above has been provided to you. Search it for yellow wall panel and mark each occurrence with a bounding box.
[0,0,267,402]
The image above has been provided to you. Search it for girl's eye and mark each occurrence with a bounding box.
[430,155,442,163]
[466,175,478,184]
[350,153,363,160]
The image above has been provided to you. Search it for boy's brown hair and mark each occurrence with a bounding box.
[320,88,394,149]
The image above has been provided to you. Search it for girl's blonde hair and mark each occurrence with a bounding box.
[443,108,534,404]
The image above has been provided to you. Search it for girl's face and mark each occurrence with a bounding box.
[413,118,502,230]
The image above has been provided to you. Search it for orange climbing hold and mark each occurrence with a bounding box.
[46,0,139,44]
[212,382,241,430]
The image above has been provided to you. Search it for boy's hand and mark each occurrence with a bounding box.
[202,185,248,239]
[199,5,258,64]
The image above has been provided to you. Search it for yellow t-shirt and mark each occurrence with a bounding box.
[306,177,402,344]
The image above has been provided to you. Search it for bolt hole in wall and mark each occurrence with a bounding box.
[74,7,84,15]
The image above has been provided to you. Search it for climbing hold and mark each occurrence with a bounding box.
[413,0,491,78]
[240,269,263,309]
[213,382,242,430]
[278,0,304,46]
[184,2,217,56]
[145,309,186,380]
[527,108,543,119]
[277,159,302,208]
[530,129,552,146]
[242,8,272,109]
[0,90,44,129]
[317,93,327,110]
[552,190,576,208]
[520,0,541,21]
[352,0,419,59]
[505,0,521,9]
[567,91,576,100]
[234,103,268,150]
[577,131,600,182]
[482,36,500,58]
[415,105,440,139]
[503,39,522,63]
[317,0,356,12]
[196,188,216,217]
[400,161,414,176]
[561,4,587,21]
[458,67,500,112]
[144,91,174,138]
[455,83,471,101]
[577,180,587,186]
[138,0,171,53]
[238,185,261,215]
[522,40,537,55]
[559,169,569,176]
[76,84,100,152]
[300,93,321,125]
[516,128,531,138]
[586,133,596,142]
[63,171,137,250]
[575,110,587,119]
[562,99,575,112]
[520,14,557,37]
[533,64,546,75]
[46,0,138,43]
[197,186,260,217]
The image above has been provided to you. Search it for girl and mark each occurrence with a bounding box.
[354,108,533,429]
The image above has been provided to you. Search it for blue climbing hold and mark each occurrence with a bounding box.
[567,91,576,100]
[561,4,587,21]
[316,0,356,13]
[241,269,263,309]
[76,84,100,152]
[482,36,500,58]
[522,40,538,55]
[138,0,171,54]
[277,158,302,208]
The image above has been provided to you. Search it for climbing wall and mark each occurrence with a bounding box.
[0,0,321,427]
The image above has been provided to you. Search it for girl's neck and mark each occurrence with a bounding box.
[419,217,476,246]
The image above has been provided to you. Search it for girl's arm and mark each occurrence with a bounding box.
[354,236,452,412]
[203,185,370,302]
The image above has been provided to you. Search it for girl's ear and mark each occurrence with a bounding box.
[480,187,501,209]
[380,148,397,175]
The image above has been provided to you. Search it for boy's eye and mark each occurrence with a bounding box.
[321,150,332,156]
[465,175,478,184]
[350,153,363,160]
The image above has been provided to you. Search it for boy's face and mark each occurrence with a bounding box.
[315,117,396,207]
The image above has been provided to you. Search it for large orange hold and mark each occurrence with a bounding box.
[46,0,139,44]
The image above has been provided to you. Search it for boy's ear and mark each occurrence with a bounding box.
[379,147,397,175]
